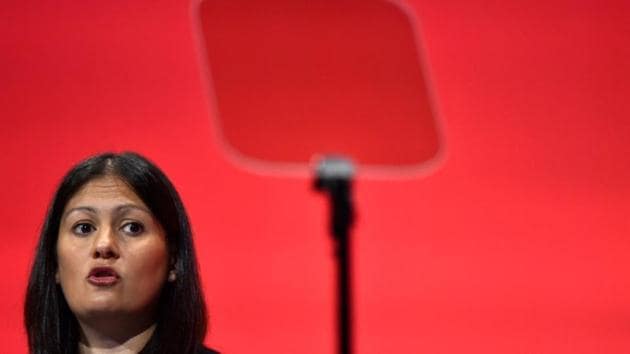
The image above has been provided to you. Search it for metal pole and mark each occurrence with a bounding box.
[314,157,355,354]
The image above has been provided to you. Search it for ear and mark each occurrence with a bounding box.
[55,271,60,284]
[167,256,177,282]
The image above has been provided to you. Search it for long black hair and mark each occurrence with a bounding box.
[24,152,208,354]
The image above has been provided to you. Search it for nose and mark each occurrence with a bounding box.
[92,227,120,259]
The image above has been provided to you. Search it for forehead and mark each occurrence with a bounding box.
[64,175,147,210]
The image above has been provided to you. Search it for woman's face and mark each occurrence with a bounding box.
[56,175,170,324]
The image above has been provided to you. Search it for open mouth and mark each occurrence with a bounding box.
[87,267,119,286]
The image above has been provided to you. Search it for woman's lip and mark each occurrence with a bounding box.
[87,275,119,286]
[87,266,120,286]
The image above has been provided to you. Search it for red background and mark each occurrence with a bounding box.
[2,0,630,353]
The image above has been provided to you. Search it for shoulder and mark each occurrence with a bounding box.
[198,346,220,354]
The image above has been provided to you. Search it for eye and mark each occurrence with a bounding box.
[121,222,144,236]
[72,223,95,236]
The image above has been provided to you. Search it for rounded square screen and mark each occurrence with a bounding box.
[197,0,444,177]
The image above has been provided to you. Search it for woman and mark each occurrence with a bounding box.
[24,152,219,354]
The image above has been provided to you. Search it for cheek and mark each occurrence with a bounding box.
[126,241,170,294]
[56,237,89,307]
[56,237,84,282]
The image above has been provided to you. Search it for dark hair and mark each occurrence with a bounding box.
[24,152,208,354]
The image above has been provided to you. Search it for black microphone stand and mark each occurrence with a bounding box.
[314,157,355,354]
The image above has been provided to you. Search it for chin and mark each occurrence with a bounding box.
[81,304,123,317]
[73,297,123,316]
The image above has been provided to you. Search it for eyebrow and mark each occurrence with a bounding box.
[62,204,152,220]
[113,204,152,215]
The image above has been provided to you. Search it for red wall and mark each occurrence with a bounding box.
[2,1,630,353]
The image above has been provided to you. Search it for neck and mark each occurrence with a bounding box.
[78,319,157,354]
